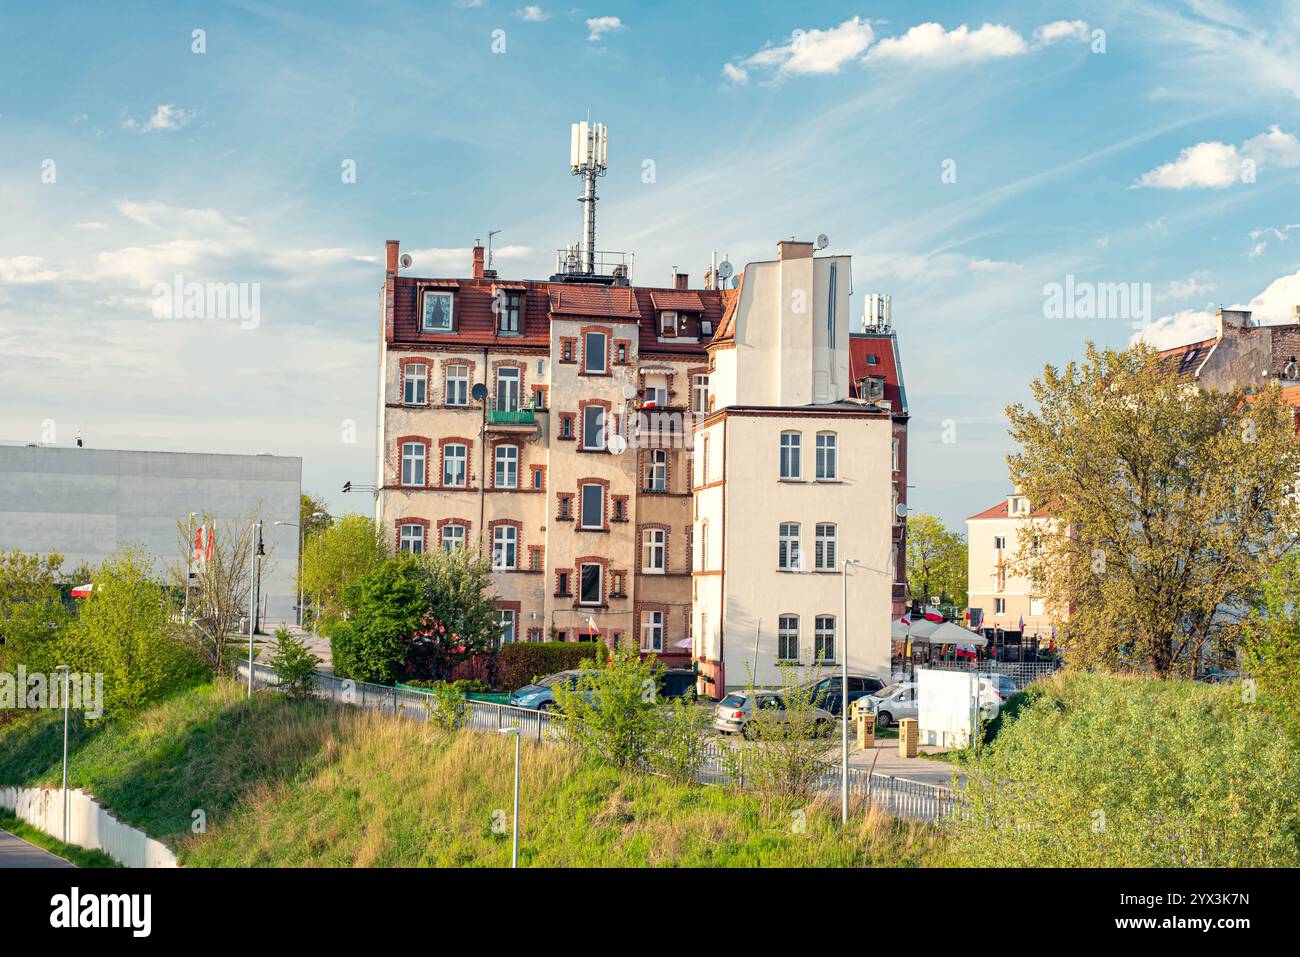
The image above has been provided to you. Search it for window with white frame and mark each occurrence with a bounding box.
[400,442,426,487]
[403,363,427,405]
[492,524,517,570]
[422,291,454,332]
[892,437,900,472]
[994,597,1006,615]
[642,528,666,573]
[659,310,678,338]
[582,405,606,450]
[778,614,799,662]
[398,523,425,554]
[445,364,469,406]
[691,375,710,414]
[815,523,837,571]
[443,443,467,487]
[495,367,520,412]
[583,331,607,373]
[643,382,668,406]
[644,449,667,491]
[580,483,604,529]
[814,615,835,662]
[441,523,466,552]
[497,291,521,334]
[579,562,602,605]
[494,445,518,489]
[496,608,516,646]
[1030,597,1045,617]
[994,536,1006,551]
[778,522,801,571]
[780,431,802,480]
[640,610,664,652]
[815,432,837,480]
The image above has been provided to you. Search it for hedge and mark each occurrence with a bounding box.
[496,642,602,691]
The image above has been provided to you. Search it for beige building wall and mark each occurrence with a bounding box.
[966,494,1054,638]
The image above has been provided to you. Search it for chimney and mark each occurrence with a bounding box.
[674,271,689,291]
[385,240,400,274]
[777,239,813,261]
[472,241,485,279]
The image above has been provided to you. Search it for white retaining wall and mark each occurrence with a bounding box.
[0,785,178,868]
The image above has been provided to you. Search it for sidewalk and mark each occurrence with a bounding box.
[0,828,74,868]
[843,737,963,788]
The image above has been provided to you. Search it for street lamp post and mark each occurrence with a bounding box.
[56,664,70,842]
[841,557,859,825]
[275,513,326,629]
[498,726,521,867]
[247,520,262,697]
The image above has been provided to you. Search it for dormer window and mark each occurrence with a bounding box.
[496,291,522,335]
[659,310,678,338]
[422,290,454,332]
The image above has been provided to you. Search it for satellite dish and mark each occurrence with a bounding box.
[622,383,637,400]
[471,382,488,402]
[607,434,628,455]
[399,253,412,269]
[716,260,734,280]
[815,234,829,250]
[895,503,908,519]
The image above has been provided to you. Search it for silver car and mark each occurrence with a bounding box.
[853,682,918,727]
[713,690,835,740]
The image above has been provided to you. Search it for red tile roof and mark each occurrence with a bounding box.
[967,499,1052,521]
[849,335,904,409]
[548,285,642,319]
[649,290,705,313]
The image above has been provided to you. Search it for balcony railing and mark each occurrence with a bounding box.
[488,408,536,425]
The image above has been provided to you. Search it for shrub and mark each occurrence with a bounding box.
[554,639,659,768]
[495,642,602,691]
[948,671,1300,867]
[266,628,321,699]
[330,558,425,685]
[401,677,489,695]
[648,696,712,783]
[734,661,836,810]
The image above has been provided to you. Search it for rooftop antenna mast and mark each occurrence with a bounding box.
[570,120,608,275]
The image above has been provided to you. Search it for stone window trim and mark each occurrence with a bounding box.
[610,568,629,599]
[579,398,613,452]
[635,600,670,651]
[528,545,545,572]
[435,517,471,540]
[397,356,435,406]
[610,493,629,523]
[395,435,432,487]
[558,412,577,441]
[574,555,610,606]
[576,477,611,531]
[493,599,522,644]
[532,384,549,410]
[559,336,578,364]
[578,325,614,377]
[638,522,671,574]
[529,464,547,492]
[488,518,523,570]
[438,357,478,408]
[438,436,475,488]
[556,492,575,522]
[554,567,573,597]
[614,339,632,366]
[490,438,525,490]
[639,447,672,493]
[526,627,544,643]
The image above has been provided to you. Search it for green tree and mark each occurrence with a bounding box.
[732,661,836,810]
[554,639,660,768]
[905,512,968,607]
[329,557,425,685]
[0,550,69,675]
[62,547,203,717]
[266,626,321,699]
[300,492,332,539]
[406,546,500,680]
[1242,552,1300,741]
[300,515,388,635]
[1006,342,1300,677]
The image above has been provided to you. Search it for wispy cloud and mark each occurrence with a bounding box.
[586,16,622,42]
[121,103,196,132]
[515,5,548,21]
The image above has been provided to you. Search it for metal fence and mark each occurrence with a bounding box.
[237,662,957,824]
[920,660,1061,690]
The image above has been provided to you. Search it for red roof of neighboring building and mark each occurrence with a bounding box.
[967,499,1053,521]
[849,334,905,410]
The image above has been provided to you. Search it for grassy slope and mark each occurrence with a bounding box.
[0,681,943,867]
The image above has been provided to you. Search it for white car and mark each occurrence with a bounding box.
[852,677,1008,727]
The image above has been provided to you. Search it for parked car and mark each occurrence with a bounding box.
[796,674,885,716]
[508,669,596,711]
[853,682,917,727]
[978,673,1020,701]
[712,689,835,740]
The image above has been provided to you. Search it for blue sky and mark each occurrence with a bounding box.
[4,0,1300,528]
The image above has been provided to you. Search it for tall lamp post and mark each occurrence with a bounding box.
[56,664,70,842]
[247,521,263,697]
[498,726,521,867]
[840,557,859,825]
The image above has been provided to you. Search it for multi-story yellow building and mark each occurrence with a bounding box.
[966,492,1055,649]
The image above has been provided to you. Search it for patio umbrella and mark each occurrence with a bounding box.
[70,583,97,598]
[912,620,988,647]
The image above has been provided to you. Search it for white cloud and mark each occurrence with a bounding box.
[116,199,235,230]
[1160,274,1217,302]
[402,245,534,273]
[968,258,1023,272]
[586,16,622,42]
[722,62,749,84]
[516,5,547,21]
[1033,20,1089,46]
[724,17,874,83]
[1248,222,1300,257]
[1245,268,1300,323]
[1133,308,1219,349]
[867,22,1028,65]
[121,104,196,132]
[0,256,61,284]
[1135,125,1300,189]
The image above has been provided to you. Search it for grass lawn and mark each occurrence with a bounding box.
[0,680,946,867]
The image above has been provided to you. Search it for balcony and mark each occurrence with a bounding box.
[486,406,540,434]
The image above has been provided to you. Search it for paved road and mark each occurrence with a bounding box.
[0,828,74,868]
